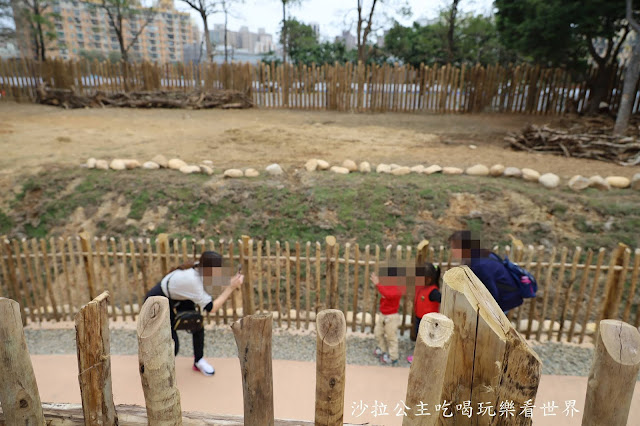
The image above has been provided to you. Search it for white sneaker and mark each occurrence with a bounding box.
[193,358,215,376]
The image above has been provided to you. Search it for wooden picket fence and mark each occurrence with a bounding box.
[2,57,640,115]
[1,233,639,344]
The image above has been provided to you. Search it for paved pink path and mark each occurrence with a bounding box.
[31,355,640,425]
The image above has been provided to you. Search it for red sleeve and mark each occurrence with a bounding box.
[377,283,406,299]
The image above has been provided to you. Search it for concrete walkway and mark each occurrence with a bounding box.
[30,355,640,425]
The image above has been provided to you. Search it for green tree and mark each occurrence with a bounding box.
[13,0,58,60]
[1,0,15,43]
[384,21,447,67]
[277,0,305,64]
[79,49,107,62]
[495,0,630,114]
[179,0,217,62]
[280,19,317,62]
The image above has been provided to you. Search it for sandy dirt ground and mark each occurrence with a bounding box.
[1,102,637,179]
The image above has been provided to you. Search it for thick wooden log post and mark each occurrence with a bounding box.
[137,296,182,425]
[79,232,97,301]
[75,291,118,426]
[315,309,347,426]
[440,266,542,426]
[600,243,629,321]
[582,320,640,426]
[403,312,453,426]
[157,234,169,277]
[231,313,274,426]
[0,297,45,424]
[411,240,430,342]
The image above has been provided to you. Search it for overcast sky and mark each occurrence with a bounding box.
[176,0,496,40]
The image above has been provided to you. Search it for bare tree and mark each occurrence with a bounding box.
[218,0,243,63]
[614,0,640,136]
[180,0,216,62]
[355,0,378,63]
[12,0,56,60]
[446,0,461,63]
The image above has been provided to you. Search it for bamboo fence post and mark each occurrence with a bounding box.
[325,236,336,309]
[582,320,640,426]
[137,297,182,425]
[440,267,542,425]
[80,232,97,301]
[622,249,640,323]
[315,241,321,314]
[157,233,169,277]
[351,243,359,332]
[403,312,454,426]
[228,239,239,321]
[315,309,346,426]
[267,240,273,315]
[129,239,143,317]
[0,297,45,424]
[241,235,253,316]
[275,241,282,327]
[568,249,594,342]
[551,246,580,341]
[39,238,60,321]
[600,243,629,321]
[231,313,274,426]
[295,241,301,329]
[49,237,65,321]
[343,242,350,315]
[285,241,291,327]
[258,241,264,314]
[75,291,118,425]
[59,237,75,322]
[410,240,430,342]
[120,238,134,321]
[306,242,311,329]
[361,244,370,332]
[581,248,607,343]
[536,247,557,341]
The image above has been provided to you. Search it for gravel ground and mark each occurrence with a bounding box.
[23,325,639,379]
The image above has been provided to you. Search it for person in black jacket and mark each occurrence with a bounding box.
[145,251,243,376]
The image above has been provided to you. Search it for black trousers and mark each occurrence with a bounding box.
[145,283,205,362]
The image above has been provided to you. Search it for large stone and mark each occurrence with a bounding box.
[423,165,442,175]
[359,161,371,173]
[465,164,489,176]
[202,160,214,167]
[180,165,201,174]
[305,159,319,172]
[224,169,244,178]
[86,158,97,169]
[568,175,591,191]
[391,166,411,176]
[539,173,560,189]
[606,176,631,189]
[589,175,611,191]
[96,160,109,170]
[342,159,358,172]
[410,165,426,174]
[522,168,541,182]
[376,164,392,174]
[168,158,188,170]
[504,167,522,178]
[266,163,284,175]
[389,164,402,170]
[123,159,140,169]
[143,161,160,170]
[316,160,330,170]
[151,154,168,168]
[632,173,640,190]
[330,166,350,174]
[244,168,259,177]
[442,167,463,175]
[199,165,214,175]
[489,164,505,176]
[109,159,126,171]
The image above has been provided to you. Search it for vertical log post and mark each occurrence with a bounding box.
[79,232,97,301]
[600,242,629,321]
[241,235,254,316]
[2,239,26,324]
[440,267,542,426]
[157,233,170,277]
[75,291,118,425]
[403,312,454,426]
[137,296,182,425]
[582,320,640,426]
[0,298,45,424]
[315,309,347,426]
[231,313,274,426]
[410,240,430,342]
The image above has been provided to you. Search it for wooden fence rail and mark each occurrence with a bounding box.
[0,233,639,344]
[1,58,640,115]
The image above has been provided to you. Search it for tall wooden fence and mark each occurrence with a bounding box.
[1,58,640,115]
[1,233,638,344]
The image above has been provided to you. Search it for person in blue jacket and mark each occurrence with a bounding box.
[448,230,523,313]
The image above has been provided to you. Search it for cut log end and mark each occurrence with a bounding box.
[137,297,169,339]
[418,313,454,348]
[316,310,346,346]
[599,320,640,366]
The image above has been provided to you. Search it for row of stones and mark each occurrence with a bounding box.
[304,159,640,191]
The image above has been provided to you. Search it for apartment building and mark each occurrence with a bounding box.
[209,24,274,55]
[13,0,200,63]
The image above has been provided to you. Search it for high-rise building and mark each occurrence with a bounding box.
[309,22,320,38]
[12,0,200,63]
[208,25,273,56]
[335,30,356,50]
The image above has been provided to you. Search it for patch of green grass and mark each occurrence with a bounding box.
[0,210,13,234]
[128,190,151,220]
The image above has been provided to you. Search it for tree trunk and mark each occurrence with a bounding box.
[586,63,614,114]
[281,1,287,64]
[614,38,640,135]
[224,9,228,63]
[447,0,460,64]
[202,12,212,62]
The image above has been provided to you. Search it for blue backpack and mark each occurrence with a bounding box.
[489,253,538,298]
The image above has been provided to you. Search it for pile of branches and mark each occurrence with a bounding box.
[506,117,640,166]
[36,85,254,110]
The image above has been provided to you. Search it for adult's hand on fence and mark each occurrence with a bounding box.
[370,272,379,285]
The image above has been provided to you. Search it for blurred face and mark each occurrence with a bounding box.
[201,266,223,287]
[450,242,470,261]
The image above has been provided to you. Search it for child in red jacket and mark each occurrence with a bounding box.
[371,268,407,366]
[407,263,441,364]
